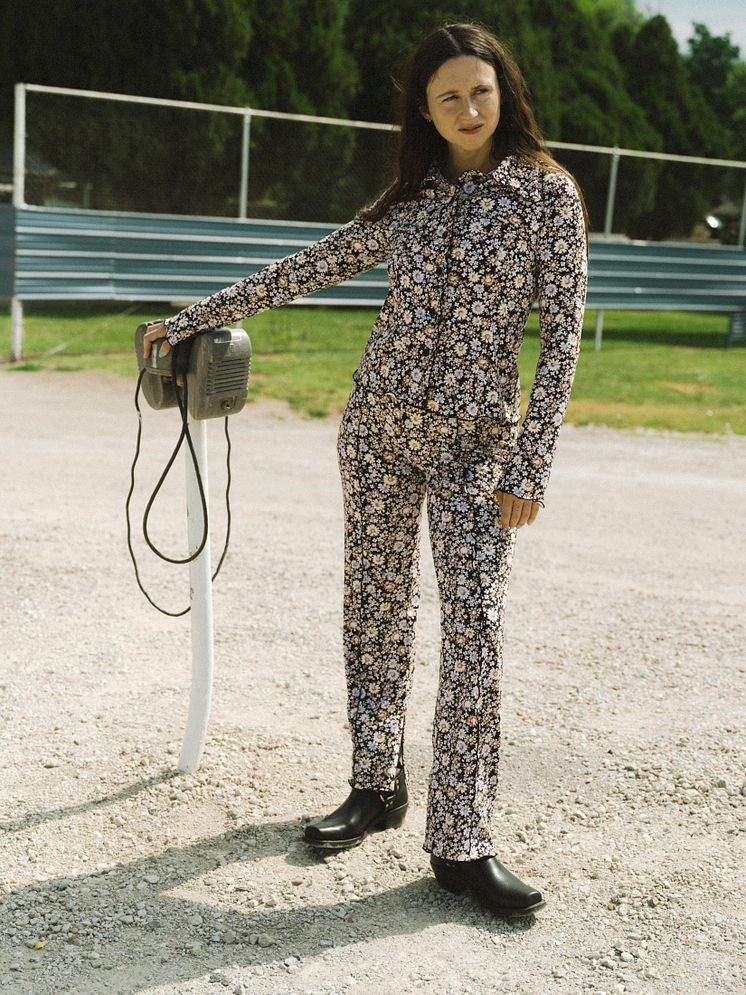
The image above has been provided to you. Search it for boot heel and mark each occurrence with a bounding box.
[370,803,408,833]
[432,863,468,894]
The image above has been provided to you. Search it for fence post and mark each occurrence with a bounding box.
[11,298,23,362]
[594,310,604,352]
[177,414,214,773]
[595,149,620,352]
[239,109,251,219]
[11,85,26,361]
[13,84,25,209]
[603,149,620,236]
[738,173,746,249]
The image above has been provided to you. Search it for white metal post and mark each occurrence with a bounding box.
[13,83,25,208]
[593,311,604,353]
[603,150,620,236]
[595,150,620,352]
[11,85,26,361]
[239,110,251,219]
[177,414,214,773]
[10,298,23,363]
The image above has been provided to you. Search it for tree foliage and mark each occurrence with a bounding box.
[685,22,741,124]
[0,0,252,213]
[0,0,743,237]
[612,15,733,238]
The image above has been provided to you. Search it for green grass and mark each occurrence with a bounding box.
[1,302,743,433]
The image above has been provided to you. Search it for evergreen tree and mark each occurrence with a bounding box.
[1,0,740,234]
[0,0,252,213]
[238,0,363,221]
[724,64,746,159]
[685,22,741,125]
[613,15,731,239]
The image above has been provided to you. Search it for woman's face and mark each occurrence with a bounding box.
[422,55,501,157]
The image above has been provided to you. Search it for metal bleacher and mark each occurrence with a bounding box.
[3,203,746,355]
[11,205,388,305]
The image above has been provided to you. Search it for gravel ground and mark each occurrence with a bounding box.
[0,369,744,995]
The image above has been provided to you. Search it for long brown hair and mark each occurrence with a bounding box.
[358,21,589,234]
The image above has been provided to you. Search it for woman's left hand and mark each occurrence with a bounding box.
[493,490,541,528]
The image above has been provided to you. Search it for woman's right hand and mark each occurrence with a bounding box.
[143,321,171,360]
[493,490,541,528]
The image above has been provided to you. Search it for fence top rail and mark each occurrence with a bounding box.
[548,140,746,170]
[20,82,397,132]
[19,82,746,170]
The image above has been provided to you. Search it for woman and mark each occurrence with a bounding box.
[144,21,588,919]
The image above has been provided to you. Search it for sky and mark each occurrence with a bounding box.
[639,1,746,55]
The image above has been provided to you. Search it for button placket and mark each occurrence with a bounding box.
[423,189,461,402]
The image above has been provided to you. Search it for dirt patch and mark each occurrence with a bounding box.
[661,381,715,395]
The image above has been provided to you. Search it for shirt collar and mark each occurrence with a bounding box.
[422,152,541,202]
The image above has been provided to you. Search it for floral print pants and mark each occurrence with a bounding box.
[336,385,519,861]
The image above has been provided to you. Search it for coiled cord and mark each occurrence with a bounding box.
[125,361,232,617]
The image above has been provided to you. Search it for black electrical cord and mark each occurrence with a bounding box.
[142,361,208,564]
[125,362,232,617]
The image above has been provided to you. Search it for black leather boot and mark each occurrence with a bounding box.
[430,854,546,918]
[303,765,409,850]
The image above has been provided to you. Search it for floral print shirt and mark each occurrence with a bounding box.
[164,153,588,506]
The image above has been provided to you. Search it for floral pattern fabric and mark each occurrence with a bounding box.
[162,154,588,859]
[165,153,588,506]
[337,384,517,859]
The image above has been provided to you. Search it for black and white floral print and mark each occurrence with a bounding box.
[165,153,588,506]
[337,384,518,860]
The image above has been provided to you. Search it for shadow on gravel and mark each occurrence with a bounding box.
[0,770,181,834]
[2,775,538,992]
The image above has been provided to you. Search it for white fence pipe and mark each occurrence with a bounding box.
[546,138,746,170]
[18,84,746,166]
[594,311,604,353]
[239,111,251,219]
[13,84,25,208]
[22,82,398,131]
[603,151,620,237]
[178,415,214,774]
[595,150,621,352]
[10,298,23,362]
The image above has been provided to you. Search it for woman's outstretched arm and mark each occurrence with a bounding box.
[145,213,390,355]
